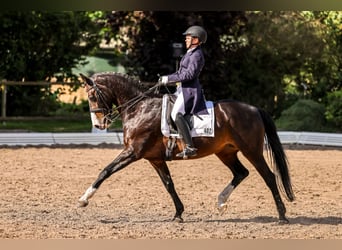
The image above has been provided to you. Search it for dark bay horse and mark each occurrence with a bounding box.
[78,72,295,224]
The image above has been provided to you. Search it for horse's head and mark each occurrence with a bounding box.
[80,72,156,130]
[80,73,113,130]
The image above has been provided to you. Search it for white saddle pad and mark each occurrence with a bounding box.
[161,94,215,137]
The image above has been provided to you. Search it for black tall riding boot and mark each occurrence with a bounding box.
[174,113,197,158]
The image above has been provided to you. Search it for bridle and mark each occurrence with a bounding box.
[87,80,164,123]
[87,82,112,114]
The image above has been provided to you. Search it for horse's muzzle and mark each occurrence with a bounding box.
[90,112,110,130]
[94,124,108,130]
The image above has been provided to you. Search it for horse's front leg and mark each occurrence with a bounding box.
[149,160,184,222]
[78,146,137,207]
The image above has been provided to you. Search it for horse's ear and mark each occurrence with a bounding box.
[80,73,94,86]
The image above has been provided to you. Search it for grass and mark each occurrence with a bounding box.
[0,117,123,132]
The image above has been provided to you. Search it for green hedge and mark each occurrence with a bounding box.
[275,99,326,132]
[325,90,342,129]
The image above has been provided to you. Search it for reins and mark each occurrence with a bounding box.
[93,81,164,123]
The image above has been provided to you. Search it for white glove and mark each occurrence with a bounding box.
[158,76,168,85]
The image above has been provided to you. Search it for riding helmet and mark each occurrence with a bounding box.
[183,25,207,44]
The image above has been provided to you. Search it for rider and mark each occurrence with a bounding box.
[159,25,208,158]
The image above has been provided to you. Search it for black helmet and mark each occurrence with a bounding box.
[182,25,207,44]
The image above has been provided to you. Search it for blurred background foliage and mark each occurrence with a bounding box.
[0,11,341,132]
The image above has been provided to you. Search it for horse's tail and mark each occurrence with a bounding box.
[258,108,295,202]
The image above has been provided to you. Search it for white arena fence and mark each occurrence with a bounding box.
[0,131,341,147]
[277,131,342,147]
[0,132,123,146]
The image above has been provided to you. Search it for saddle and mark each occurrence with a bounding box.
[161,94,215,160]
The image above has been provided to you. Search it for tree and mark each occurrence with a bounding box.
[239,11,336,115]
[104,11,341,120]
[303,11,342,98]
[0,11,101,115]
[105,11,247,94]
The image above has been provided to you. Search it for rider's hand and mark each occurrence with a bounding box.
[158,76,168,85]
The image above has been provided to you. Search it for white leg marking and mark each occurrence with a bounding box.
[78,186,97,207]
[217,183,235,214]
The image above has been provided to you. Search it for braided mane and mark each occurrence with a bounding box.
[92,71,161,97]
[92,71,140,85]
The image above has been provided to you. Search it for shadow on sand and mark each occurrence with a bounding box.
[206,215,341,225]
[99,215,341,225]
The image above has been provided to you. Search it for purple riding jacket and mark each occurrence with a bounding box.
[167,46,208,115]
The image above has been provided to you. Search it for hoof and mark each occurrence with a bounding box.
[278,218,289,225]
[78,199,89,208]
[172,215,184,223]
[217,203,228,215]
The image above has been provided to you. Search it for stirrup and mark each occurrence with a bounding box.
[176,146,198,159]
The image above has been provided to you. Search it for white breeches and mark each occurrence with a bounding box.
[171,87,185,121]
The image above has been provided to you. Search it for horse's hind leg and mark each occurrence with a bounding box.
[246,154,288,223]
[215,151,249,214]
[149,160,184,222]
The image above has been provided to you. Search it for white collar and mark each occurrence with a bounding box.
[186,46,198,53]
